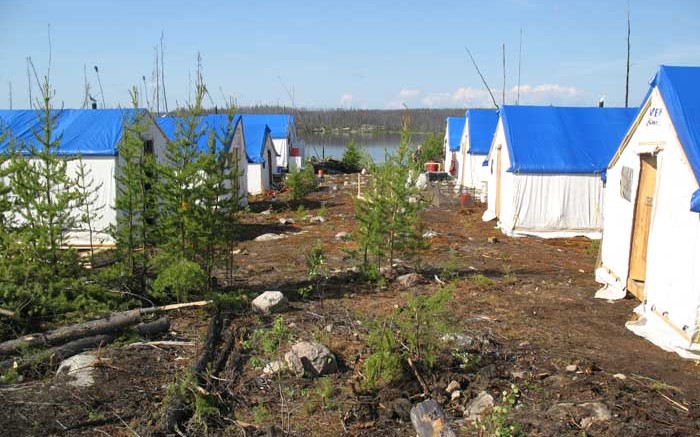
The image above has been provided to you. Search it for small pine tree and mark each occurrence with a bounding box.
[286,160,316,202]
[416,133,443,168]
[193,106,244,286]
[155,77,206,262]
[341,138,362,172]
[74,156,104,266]
[10,77,80,275]
[113,89,157,293]
[354,115,428,276]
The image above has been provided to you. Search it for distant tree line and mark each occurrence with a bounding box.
[205,105,466,134]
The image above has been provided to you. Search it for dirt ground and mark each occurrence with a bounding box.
[2,174,700,437]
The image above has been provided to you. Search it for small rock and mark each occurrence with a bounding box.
[565,364,578,373]
[56,353,99,388]
[263,360,286,375]
[546,402,576,420]
[612,373,626,380]
[254,233,286,242]
[445,380,460,394]
[511,370,527,380]
[387,397,412,421]
[451,390,461,401]
[578,402,611,428]
[487,236,498,244]
[324,324,333,333]
[343,181,349,186]
[309,216,326,223]
[463,391,494,421]
[335,231,351,241]
[396,272,421,288]
[251,291,289,315]
[284,341,337,377]
[415,173,428,189]
[279,218,295,225]
[410,399,457,437]
[422,230,438,239]
[260,209,272,215]
[441,333,475,349]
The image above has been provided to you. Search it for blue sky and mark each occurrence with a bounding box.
[0,0,698,110]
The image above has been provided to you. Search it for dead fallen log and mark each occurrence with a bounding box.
[0,310,141,356]
[0,334,115,372]
[135,316,170,338]
[163,308,224,433]
[0,300,210,356]
[0,308,16,319]
[0,317,170,372]
[126,341,195,348]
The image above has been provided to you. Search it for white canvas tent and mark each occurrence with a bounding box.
[443,116,465,175]
[455,109,499,199]
[234,116,278,195]
[594,66,700,359]
[0,108,168,248]
[483,105,637,238]
[237,114,300,173]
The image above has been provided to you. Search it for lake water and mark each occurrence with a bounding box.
[302,132,428,163]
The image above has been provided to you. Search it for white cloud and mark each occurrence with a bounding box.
[386,82,584,108]
[340,93,353,105]
[510,83,583,105]
[399,88,422,98]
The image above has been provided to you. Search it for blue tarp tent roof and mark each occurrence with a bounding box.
[447,117,466,152]
[241,116,275,164]
[501,105,637,174]
[466,109,499,155]
[236,114,293,140]
[156,114,240,154]
[648,65,700,212]
[0,108,141,156]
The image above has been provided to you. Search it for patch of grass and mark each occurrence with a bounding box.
[470,273,494,286]
[294,204,307,221]
[587,239,601,257]
[251,404,272,425]
[315,376,339,410]
[502,266,517,284]
[1,367,19,384]
[362,285,453,389]
[453,351,481,373]
[474,384,523,437]
[317,203,328,218]
[247,315,293,356]
[440,248,460,280]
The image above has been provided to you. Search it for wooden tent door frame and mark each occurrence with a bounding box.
[267,148,273,188]
[627,154,658,300]
[495,145,502,218]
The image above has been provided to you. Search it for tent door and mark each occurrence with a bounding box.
[495,146,502,218]
[267,149,273,188]
[627,154,657,300]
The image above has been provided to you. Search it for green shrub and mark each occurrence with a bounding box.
[341,139,363,172]
[417,133,444,167]
[362,285,453,389]
[470,273,494,286]
[152,258,207,302]
[287,161,317,201]
[246,315,293,357]
[475,384,523,437]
